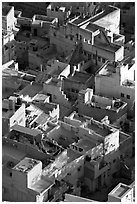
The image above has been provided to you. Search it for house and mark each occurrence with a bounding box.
[47,4,71,25]
[2,5,15,31]
[26,102,59,130]
[77,88,127,123]
[2,60,19,97]
[15,41,29,69]
[108,182,134,202]
[43,77,71,119]
[45,59,70,79]
[31,14,58,37]
[18,82,43,103]
[2,97,25,136]
[63,71,94,101]
[2,156,54,202]
[95,59,135,113]
[2,40,16,64]
[49,5,124,64]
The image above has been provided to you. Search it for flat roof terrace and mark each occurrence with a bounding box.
[94,41,120,53]
[86,122,112,137]
[3,141,26,162]
[19,83,43,98]
[74,139,96,152]
[109,183,131,198]
[11,124,42,137]
[13,157,40,173]
[30,177,54,193]
[70,71,91,83]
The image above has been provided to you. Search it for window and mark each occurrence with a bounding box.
[121,93,124,97]
[127,95,130,99]
[102,58,106,63]
[98,56,101,62]
[93,54,96,59]
[70,36,73,41]
[113,159,116,163]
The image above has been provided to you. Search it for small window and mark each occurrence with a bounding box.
[113,159,116,163]
[102,58,106,63]
[127,95,130,99]
[98,56,101,62]
[121,93,124,97]
[93,54,96,59]
[70,36,73,41]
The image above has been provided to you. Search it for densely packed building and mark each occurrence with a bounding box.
[2,2,135,202]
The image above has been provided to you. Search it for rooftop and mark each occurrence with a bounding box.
[85,22,100,33]
[2,6,12,16]
[32,94,49,102]
[67,148,81,163]
[109,183,132,198]
[73,139,96,152]
[3,141,26,162]
[19,83,43,98]
[35,102,57,115]
[70,71,91,83]
[11,124,42,137]
[30,177,54,193]
[94,40,120,53]
[85,121,112,137]
[34,15,55,22]
[13,157,40,173]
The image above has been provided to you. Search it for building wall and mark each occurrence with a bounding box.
[2,32,14,46]
[120,63,135,84]
[95,63,135,112]
[47,6,66,24]
[10,103,26,128]
[2,118,9,136]
[3,182,37,202]
[3,138,50,162]
[119,86,135,111]
[2,42,15,64]
[119,132,132,158]
[28,52,42,69]
[7,6,14,31]
[50,26,75,56]
[43,82,71,108]
[16,42,29,69]
[2,16,7,30]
